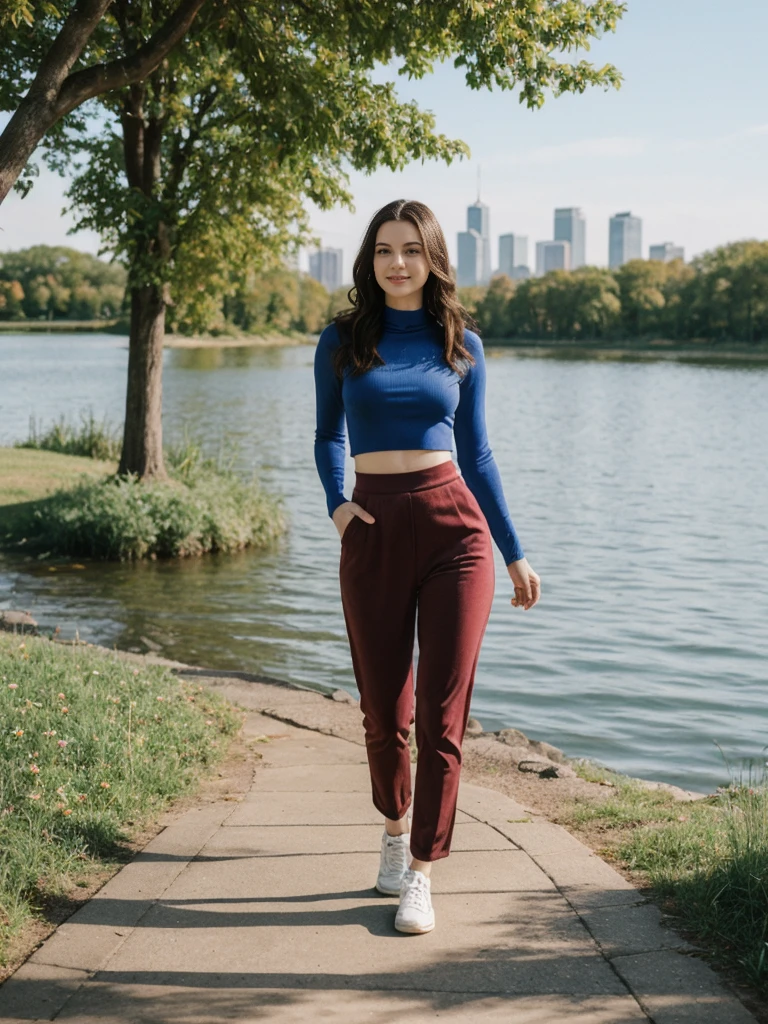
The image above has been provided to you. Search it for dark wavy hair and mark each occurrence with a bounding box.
[330,199,478,379]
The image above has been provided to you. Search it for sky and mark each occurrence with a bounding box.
[2,0,767,278]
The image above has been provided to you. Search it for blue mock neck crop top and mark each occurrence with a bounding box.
[313,303,525,565]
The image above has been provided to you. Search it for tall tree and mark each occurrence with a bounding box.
[2,0,626,478]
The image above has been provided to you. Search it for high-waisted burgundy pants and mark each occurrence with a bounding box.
[339,459,496,862]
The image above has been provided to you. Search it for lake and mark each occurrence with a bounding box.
[1,333,766,793]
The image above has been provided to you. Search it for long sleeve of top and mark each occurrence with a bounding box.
[313,304,525,565]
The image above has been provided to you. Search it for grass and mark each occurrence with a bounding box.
[16,412,123,462]
[0,432,286,561]
[0,631,243,965]
[568,755,768,993]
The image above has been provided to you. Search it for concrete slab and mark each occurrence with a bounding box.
[495,820,599,858]
[0,961,89,1021]
[84,891,626,996]
[457,783,537,823]
[534,852,642,911]
[205,822,516,857]
[581,902,698,959]
[55,986,650,1023]
[28,898,153,972]
[226,791,473,827]
[252,763,376,792]
[611,948,758,1023]
[255,734,368,766]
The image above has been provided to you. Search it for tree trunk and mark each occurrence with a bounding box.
[118,283,167,479]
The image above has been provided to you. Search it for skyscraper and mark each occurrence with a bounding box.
[309,247,343,291]
[467,200,491,285]
[457,230,483,286]
[498,234,529,278]
[554,208,586,268]
[649,242,685,262]
[536,240,571,276]
[609,212,642,269]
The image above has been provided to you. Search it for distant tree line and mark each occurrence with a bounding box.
[459,240,768,344]
[0,246,126,320]
[0,245,333,334]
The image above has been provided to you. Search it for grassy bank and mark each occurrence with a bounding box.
[0,631,243,966]
[0,436,286,561]
[567,759,768,995]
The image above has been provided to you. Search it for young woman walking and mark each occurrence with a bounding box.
[313,198,541,935]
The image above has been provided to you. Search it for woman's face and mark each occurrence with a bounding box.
[373,219,430,307]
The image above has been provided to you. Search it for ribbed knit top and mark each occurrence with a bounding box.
[313,303,525,565]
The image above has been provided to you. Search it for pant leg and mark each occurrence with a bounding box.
[411,477,496,861]
[339,488,417,822]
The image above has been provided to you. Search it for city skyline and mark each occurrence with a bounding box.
[1,0,766,277]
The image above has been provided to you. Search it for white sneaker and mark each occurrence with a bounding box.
[395,868,435,934]
[376,830,411,895]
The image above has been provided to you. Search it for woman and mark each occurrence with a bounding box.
[313,198,541,935]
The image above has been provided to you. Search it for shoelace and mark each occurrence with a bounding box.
[401,872,431,914]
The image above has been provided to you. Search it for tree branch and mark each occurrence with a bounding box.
[55,0,210,118]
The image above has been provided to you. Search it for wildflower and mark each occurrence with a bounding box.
[92,734,99,741]
[31,750,38,757]
[58,693,65,700]
[77,794,87,802]
[13,729,23,737]
[30,764,40,774]
[61,707,69,714]
[29,793,41,800]
[56,802,65,810]
[205,720,213,726]
[156,696,164,702]
[8,683,18,690]
[43,729,57,737]
[56,786,66,796]
[133,669,139,676]
[92,671,99,676]
[18,643,25,650]
[99,781,110,789]
[62,808,72,816]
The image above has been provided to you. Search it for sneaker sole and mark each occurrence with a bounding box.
[394,918,436,935]
[375,880,403,896]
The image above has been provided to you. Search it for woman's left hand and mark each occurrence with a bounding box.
[506,557,541,610]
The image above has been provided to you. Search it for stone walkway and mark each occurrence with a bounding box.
[0,674,758,1024]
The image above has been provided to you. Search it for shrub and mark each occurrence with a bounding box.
[2,440,286,560]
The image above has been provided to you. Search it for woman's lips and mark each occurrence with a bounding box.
[388,276,409,282]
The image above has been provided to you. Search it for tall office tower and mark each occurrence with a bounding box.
[498,233,529,278]
[510,265,531,280]
[554,207,586,268]
[535,240,571,276]
[466,200,491,284]
[457,229,483,286]
[309,247,343,292]
[649,242,685,262]
[608,212,642,269]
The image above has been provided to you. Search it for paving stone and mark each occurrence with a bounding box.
[611,948,757,1023]
[0,962,89,1020]
[495,820,598,858]
[581,903,698,958]
[55,987,650,1023]
[533,852,642,911]
[206,822,516,857]
[84,891,626,996]
[226,791,473,827]
[456,783,537,824]
[252,763,377,792]
[255,734,369,767]
[29,899,153,972]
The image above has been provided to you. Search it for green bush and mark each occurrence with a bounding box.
[3,440,286,560]
[16,412,122,462]
[0,632,243,963]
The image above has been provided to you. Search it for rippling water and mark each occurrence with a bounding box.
[1,333,766,792]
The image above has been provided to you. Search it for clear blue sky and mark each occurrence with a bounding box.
[2,0,766,276]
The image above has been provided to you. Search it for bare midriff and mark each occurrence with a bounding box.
[353,449,453,474]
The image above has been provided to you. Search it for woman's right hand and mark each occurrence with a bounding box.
[332,501,376,540]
